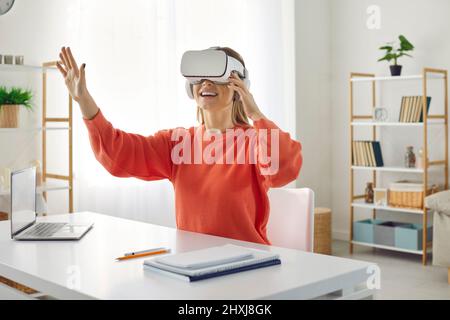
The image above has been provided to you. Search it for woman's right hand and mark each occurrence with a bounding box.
[56,47,99,119]
[56,47,87,103]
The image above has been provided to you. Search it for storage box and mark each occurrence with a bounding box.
[388,190,429,209]
[374,221,410,247]
[395,223,433,251]
[388,181,430,209]
[353,219,384,244]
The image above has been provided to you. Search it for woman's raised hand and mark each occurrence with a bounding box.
[227,72,266,121]
[56,47,87,103]
[56,47,99,119]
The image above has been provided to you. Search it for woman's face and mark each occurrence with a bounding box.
[193,79,234,111]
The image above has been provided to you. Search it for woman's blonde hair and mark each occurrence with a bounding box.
[196,47,250,126]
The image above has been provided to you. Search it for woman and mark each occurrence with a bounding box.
[56,46,302,245]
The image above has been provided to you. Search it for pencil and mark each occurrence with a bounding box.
[116,249,170,261]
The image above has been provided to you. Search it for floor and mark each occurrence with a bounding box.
[332,240,450,300]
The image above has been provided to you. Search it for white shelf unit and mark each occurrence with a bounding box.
[351,199,424,215]
[351,165,445,173]
[0,62,73,213]
[350,73,445,82]
[351,120,444,127]
[0,64,57,73]
[0,180,70,196]
[349,68,449,265]
[351,241,431,255]
[0,127,69,132]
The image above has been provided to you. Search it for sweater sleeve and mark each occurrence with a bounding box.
[252,118,302,188]
[83,110,173,181]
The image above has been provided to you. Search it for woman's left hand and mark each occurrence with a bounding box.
[228,72,266,121]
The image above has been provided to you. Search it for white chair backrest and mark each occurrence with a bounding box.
[267,188,314,252]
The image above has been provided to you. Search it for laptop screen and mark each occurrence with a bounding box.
[11,167,36,237]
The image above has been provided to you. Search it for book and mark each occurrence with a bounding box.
[357,141,363,166]
[358,141,367,167]
[405,96,413,122]
[413,96,422,122]
[409,96,417,122]
[144,259,281,282]
[154,244,254,269]
[144,244,281,282]
[399,96,432,123]
[411,96,418,122]
[372,141,384,167]
[364,142,374,166]
[368,142,376,167]
[399,96,406,122]
[419,96,432,122]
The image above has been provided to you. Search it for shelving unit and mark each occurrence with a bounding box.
[0,61,73,214]
[351,241,432,255]
[349,68,448,265]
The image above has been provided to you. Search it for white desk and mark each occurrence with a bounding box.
[0,212,376,300]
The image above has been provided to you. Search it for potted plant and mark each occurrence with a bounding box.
[378,35,414,76]
[0,87,33,128]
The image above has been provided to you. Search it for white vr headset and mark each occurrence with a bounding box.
[180,47,250,99]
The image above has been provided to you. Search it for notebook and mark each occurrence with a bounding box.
[143,244,281,282]
[154,244,254,269]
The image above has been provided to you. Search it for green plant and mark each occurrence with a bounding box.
[0,86,33,110]
[378,35,414,66]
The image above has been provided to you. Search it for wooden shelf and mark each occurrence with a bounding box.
[352,199,425,214]
[349,67,448,265]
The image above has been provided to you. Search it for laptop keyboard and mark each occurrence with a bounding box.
[22,223,67,237]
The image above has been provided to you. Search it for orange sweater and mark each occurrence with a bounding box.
[84,110,302,244]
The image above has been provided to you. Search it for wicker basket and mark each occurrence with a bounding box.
[314,207,332,255]
[388,189,431,209]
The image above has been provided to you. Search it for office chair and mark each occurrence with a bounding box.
[267,188,314,252]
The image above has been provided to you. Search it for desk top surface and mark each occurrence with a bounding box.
[0,212,374,299]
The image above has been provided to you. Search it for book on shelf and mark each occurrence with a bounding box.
[399,97,405,122]
[364,142,374,166]
[352,140,384,167]
[399,96,432,122]
[368,142,376,167]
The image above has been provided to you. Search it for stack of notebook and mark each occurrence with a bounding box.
[143,244,281,282]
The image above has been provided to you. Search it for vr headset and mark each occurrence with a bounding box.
[180,47,250,99]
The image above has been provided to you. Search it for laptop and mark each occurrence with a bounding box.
[10,167,93,240]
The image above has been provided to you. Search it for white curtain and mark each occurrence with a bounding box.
[72,0,296,227]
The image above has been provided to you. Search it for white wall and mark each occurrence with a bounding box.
[330,0,450,239]
[295,0,332,209]
[0,0,80,214]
